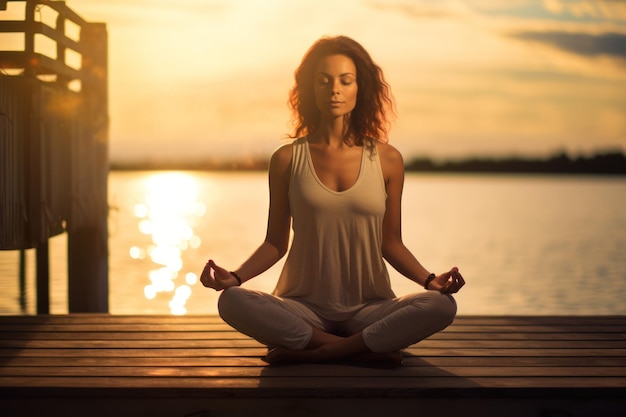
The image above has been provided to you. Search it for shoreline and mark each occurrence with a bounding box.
[109,150,626,175]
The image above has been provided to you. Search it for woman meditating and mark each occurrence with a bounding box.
[200,35,465,365]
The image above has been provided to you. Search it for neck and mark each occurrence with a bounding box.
[311,115,351,147]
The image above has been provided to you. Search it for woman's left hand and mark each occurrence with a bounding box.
[429,267,465,294]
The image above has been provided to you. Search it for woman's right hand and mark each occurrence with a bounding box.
[200,260,240,291]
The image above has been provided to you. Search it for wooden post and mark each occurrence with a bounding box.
[19,250,26,312]
[36,241,49,314]
[25,1,50,313]
[67,22,109,313]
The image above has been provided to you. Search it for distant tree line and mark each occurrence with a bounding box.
[405,151,626,175]
[110,150,626,174]
[110,158,269,171]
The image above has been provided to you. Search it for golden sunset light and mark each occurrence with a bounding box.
[2,0,625,163]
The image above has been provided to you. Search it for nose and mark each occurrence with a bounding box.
[332,80,342,95]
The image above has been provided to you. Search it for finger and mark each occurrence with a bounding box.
[438,267,457,282]
[200,274,216,288]
[212,261,231,278]
[200,265,211,285]
[448,277,464,293]
[200,261,218,288]
[439,278,454,294]
[207,259,217,273]
[454,270,465,288]
[434,271,451,288]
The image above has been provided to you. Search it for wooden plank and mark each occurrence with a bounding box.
[1,338,625,349]
[0,347,267,358]
[3,355,626,368]
[2,314,626,326]
[0,339,264,348]
[1,375,625,390]
[405,356,626,367]
[0,314,226,324]
[0,337,626,350]
[1,356,268,367]
[452,316,626,325]
[2,365,626,379]
[2,330,624,341]
[405,347,626,357]
[2,346,625,358]
[0,331,251,340]
[2,321,624,333]
[0,323,233,332]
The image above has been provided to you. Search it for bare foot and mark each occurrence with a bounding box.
[263,347,403,367]
[263,347,323,365]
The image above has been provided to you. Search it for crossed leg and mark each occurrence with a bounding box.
[218,287,455,366]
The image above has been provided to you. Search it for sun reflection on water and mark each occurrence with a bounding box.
[131,172,205,315]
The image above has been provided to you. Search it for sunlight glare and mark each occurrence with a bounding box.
[138,219,153,234]
[169,285,193,316]
[134,203,148,218]
[185,272,198,285]
[132,172,205,314]
[144,285,157,300]
[189,235,202,249]
[129,246,145,259]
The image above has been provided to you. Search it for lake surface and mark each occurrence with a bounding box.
[1,171,625,316]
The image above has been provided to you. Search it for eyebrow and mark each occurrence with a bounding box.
[316,72,356,77]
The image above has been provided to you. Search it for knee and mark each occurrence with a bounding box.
[416,291,457,329]
[434,292,457,327]
[217,286,248,324]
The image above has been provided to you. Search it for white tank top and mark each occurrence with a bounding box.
[273,137,396,321]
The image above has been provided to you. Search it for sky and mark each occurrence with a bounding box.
[3,0,626,164]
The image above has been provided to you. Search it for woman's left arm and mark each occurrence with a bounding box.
[379,144,465,294]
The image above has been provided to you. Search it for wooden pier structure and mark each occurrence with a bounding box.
[0,314,624,416]
[0,0,109,313]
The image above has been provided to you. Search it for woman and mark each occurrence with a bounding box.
[201,36,465,365]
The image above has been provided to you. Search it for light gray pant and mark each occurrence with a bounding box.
[218,286,457,352]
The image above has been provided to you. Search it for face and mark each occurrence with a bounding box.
[313,54,358,119]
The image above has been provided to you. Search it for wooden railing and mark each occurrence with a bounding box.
[0,0,108,313]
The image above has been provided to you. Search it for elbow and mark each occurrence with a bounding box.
[267,239,288,260]
[381,238,403,261]
[381,243,394,262]
[277,245,288,259]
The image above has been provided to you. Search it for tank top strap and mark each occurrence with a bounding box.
[290,137,309,181]
[361,144,387,196]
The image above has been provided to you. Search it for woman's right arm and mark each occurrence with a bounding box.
[200,144,292,290]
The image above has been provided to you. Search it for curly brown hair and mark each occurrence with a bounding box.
[287,36,395,152]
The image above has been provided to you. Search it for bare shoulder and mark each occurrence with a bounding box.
[269,142,293,176]
[271,142,293,166]
[377,142,405,179]
[378,142,403,163]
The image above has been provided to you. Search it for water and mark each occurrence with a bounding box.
[1,171,625,316]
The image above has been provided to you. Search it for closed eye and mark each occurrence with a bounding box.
[316,75,330,85]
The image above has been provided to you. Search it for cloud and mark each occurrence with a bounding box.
[510,30,626,60]
[543,0,626,22]
[365,0,464,19]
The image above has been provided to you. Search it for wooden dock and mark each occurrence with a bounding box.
[1,314,625,416]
